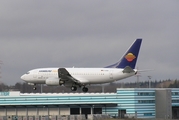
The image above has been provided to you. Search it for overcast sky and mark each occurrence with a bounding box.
[0,0,179,85]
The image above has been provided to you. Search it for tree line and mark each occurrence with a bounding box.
[0,79,178,93]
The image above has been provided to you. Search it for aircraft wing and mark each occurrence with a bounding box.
[58,68,81,84]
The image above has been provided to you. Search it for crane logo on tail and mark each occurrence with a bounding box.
[125,53,136,62]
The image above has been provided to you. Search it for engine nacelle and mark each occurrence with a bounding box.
[45,78,60,86]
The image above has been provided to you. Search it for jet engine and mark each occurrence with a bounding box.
[45,78,60,86]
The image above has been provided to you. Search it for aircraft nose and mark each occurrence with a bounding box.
[21,74,26,80]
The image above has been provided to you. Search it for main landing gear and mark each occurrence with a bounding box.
[71,86,88,92]
[82,87,88,92]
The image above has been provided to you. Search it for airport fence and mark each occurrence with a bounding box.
[0,114,111,120]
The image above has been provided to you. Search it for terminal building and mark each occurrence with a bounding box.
[0,88,179,119]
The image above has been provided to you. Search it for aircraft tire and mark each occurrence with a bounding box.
[82,87,88,92]
[71,86,77,91]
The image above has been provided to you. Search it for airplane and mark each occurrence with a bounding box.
[21,39,142,92]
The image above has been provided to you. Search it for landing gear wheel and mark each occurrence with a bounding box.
[33,87,37,90]
[71,86,77,91]
[82,87,88,92]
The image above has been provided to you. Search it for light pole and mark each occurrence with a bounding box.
[148,76,151,88]
[135,67,141,88]
[41,84,43,93]
[0,60,3,82]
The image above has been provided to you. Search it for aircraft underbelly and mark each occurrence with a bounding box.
[78,72,135,84]
[28,79,45,84]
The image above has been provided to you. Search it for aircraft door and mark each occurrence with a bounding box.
[109,70,113,79]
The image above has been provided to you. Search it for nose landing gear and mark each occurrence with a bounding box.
[33,86,37,90]
[71,86,77,91]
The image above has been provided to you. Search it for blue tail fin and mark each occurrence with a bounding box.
[105,39,142,69]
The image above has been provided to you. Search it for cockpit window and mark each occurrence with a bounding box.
[26,72,30,74]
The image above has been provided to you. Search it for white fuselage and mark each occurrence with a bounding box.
[20,39,142,92]
[21,68,137,85]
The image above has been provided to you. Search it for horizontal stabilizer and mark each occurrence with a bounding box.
[122,66,135,73]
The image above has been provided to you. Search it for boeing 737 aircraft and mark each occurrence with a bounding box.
[21,39,142,92]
